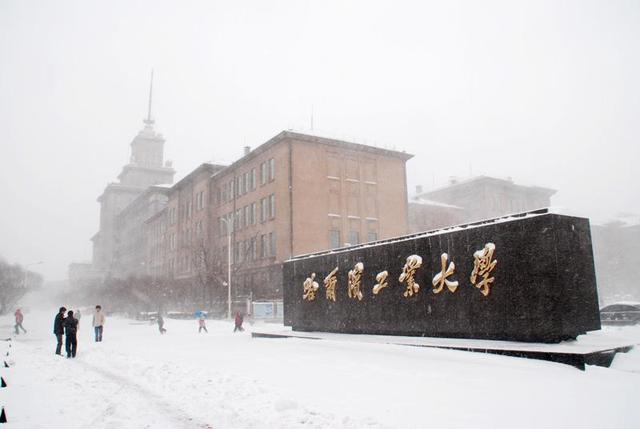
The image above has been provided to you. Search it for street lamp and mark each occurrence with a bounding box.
[220,217,232,319]
[23,261,43,288]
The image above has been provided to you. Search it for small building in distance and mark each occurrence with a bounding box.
[591,213,640,304]
[409,176,556,233]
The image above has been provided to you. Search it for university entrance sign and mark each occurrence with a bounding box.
[283,210,601,343]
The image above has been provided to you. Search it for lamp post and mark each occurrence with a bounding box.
[23,261,43,288]
[220,217,232,319]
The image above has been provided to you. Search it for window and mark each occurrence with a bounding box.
[243,172,249,194]
[249,237,256,261]
[260,197,267,222]
[260,162,267,185]
[269,194,276,219]
[268,158,275,181]
[348,231,359,246]
[250,168,256,190]
[219,217,227,236]
[329,230,341,249]
[235,209,241,230]
[244,205,250,228]
[268,231,276,257]
[250,202,256,225]
[367,231,378,242]
[260,234,267,258]
[346,158,359,180]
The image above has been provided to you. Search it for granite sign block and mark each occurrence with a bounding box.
[283,211,601,343]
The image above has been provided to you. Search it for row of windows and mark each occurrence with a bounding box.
[329,230,378,249]
[219,194,276,235]
[227,232,276,264]
[166,190,207,226]
[218,158,275,203]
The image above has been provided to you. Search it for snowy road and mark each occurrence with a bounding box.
[1,308,640,429]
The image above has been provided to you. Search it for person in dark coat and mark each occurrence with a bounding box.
[234,311,244,332]
[53,307,66,355]
[157,315,166,334]
[64,310,78,358]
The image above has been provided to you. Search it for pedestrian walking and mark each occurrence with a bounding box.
[234,311,244,332]
[75,309,82,330]
[14,308,27,334]
[53,307,66,355]
[198,314,208,333]
[157,315,166,334]
[64,310,78,358]
[92,305,105,342]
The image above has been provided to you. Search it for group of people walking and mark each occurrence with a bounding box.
[154,311,245,335]
[53,305,106,358]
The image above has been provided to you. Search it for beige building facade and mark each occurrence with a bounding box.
[209,131,412,300]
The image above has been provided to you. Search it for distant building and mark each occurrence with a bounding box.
[112,185,171,278]
[68,262,102,288]
[91,81,175,274]
[591,214,640,303]
[409,176,556,232]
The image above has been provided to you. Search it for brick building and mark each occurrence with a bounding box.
[208,131,412,300]
[141,131,412,304]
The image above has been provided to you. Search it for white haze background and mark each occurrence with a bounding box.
[0,0,639,281]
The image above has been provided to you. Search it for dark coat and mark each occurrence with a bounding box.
[64,316,78,336]
[54,313,65,335]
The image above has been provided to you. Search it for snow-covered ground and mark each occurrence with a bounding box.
[1,307,639,429]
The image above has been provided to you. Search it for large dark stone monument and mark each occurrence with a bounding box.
[283,210,601,343]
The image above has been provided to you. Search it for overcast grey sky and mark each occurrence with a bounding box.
[1,0,638,281]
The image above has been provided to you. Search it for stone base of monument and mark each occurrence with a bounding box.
[251,328,633,370]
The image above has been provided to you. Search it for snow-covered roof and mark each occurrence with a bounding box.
[414,175,556,199]
[409,198,464,210]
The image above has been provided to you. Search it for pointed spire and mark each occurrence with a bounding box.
[144,69,154,126]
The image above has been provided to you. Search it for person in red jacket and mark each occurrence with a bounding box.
[234,311,244,332]
[14,308,26,335]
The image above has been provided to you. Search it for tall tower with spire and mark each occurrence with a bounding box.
[118,70,174,187]
[91,72,175,272]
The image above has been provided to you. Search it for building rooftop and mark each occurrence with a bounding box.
[211,130,413,178]
[415,175,556,199]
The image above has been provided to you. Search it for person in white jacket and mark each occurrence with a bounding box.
[92,305,105,342]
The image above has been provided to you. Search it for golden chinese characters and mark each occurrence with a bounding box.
[324,267,339,301]
[470,243,497,296]
[302,273,319,301]
[399,255,422,297]
[347,262,364,301]
[432,253,459,293]
[372,270,389,295]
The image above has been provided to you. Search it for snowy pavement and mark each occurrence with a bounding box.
[1,309,640,429]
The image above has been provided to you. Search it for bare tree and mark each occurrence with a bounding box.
[191,237,225,311]
[0,258,43,314]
